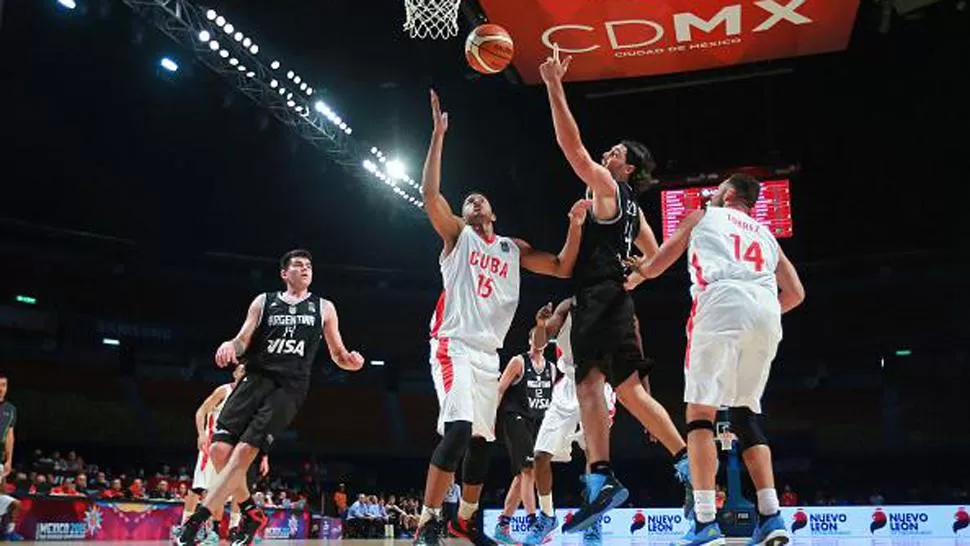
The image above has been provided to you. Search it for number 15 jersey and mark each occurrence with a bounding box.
[687,207,780,299]
[429,225,521,353]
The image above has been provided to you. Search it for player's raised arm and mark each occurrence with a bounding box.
[775,248,805,313]
[532,303,554,350]
[542,298,573,340]
[420,90,464,255]
[215,294,265,367]
[498,355,525,398]
[539,48,616,199]
[628,209,704,280]
[195,386,228,451]
[516,199,590,278]
[321,299,364,371]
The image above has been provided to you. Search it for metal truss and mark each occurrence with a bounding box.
[117,0,424,210]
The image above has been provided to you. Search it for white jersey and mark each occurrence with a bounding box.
[687,207,780,299]
[554,310,574,378]
[204,383,234,440]
[430,225,521,352]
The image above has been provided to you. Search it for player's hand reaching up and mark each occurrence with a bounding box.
[535,302,554,326]
[336,350,365,371]
[215,340,238,367]
[539,43,572,84]
[569,198,592,226]
[430,89,449,135]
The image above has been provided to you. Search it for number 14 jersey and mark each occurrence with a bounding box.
[687,207,780,299]
[429,225,521,353]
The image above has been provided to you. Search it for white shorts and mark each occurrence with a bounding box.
[192,448,217,491]
[533,366,616,462]
[0,494,15,517]
[684,282,782,413]
[430,336,500,442]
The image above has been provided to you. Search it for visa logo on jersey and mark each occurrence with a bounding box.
[267,338,306,357]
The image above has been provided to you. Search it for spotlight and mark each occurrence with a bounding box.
[314,101,327,113]
[300,83,307,91]
[295,105,303,112]
[279,88,286,95]
[223,23,234,34]
[344,127,353,135]
[234,32,243,42]
[237,65,246,72]
[338,121,347,130]
[370,147,378,154]
[270,79,278,88]
[306,87,313,95]
[294,76,302,85]
[219,49,229,58]
[208,40,220,51]
[198,30,211,42]
[386,159,407,179]
[287,93,293,100]
[159,57,179,72]
[249,44,259,54]
[286,100,295,107]
[243,37,252,48]
[215,15,225,26]
[229,57,239,66]
[271,60,280,70]
[288,71,296,80]
[379,156,387,163]
[246,71,255,78]
[206,9,216,20]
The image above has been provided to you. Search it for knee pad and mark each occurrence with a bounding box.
[686,419,715,435]
[461,436,490,486]
[431,421,472,472]
[728,407,768,450]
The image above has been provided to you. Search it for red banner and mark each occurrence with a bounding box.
[475,0,861,84]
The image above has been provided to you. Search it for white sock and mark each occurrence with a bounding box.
[230,512,242,528]
[458,500,478,521]
[419,506,441,527]
[694,490,717,524]
[181,510,194,525]
[756,488,780,516]
[538,494,554,517]
[5,522,15,534]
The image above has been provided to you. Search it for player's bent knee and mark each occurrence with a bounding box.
[686,419,716,435]
[462,436,490,485]
[431,421,472,472]
[728,407,769,450]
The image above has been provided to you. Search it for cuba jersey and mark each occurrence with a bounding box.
[555,310,574,378]
[687,207,780,299]
[205,383,234,440]
[430,225,521,352]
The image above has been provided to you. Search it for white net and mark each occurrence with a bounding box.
[403,0,461,40]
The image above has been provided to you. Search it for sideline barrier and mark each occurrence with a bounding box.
[485,505,970,542]
[18,496,310,540]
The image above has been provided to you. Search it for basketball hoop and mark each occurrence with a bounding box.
[715,422,736,452]
[403,0,461,40]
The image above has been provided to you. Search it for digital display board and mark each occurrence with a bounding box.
[661,179,792,240]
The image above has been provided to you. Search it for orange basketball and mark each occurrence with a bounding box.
[465,24,514,75]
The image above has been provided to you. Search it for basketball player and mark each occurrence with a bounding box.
[0,374,22,541]
[626,174,805,546]
[493,313,555,544]
[413,90,589,546]
[176,249,364,546]
[539,47,691,534]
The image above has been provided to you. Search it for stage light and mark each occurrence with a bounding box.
[234,32,243,42]
[287,71,295,80]
[229,57,239,66]
[15,295,37,305]
[294,76,302,85]
[223,23,234,34]
[344,127,352,135]
[271,60,280,70]
[249,44,259,54]
[219,49,229,58]
[338,121,347,131]
[237,65,246,72]
[370,147,378,154]
[103,338,121,346]
[314,101,328,114]
[215,15,225,26]
[243,37,252,48]
[306,87,313,96]
[287,100,295,107]
[279,88,286,95]
[287,93,293,100]
[198,30,210,42]
[387,160,406,179]
[205,9,216,20]
[208,40,219,51]
[270,79,278,88]
[299,82,307,91]
[379,156,386,163]
[160,57,179,72]
[370,360,385,366]
[246,71,255,78]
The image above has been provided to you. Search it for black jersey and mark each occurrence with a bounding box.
[499,352,554,420]
[246,291,324,395]
[573,181,641,286]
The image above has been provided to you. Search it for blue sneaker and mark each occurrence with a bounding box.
[747,513,789,546]
[494,520,517,544]
[1,532,25,541]
[523,512,557,545]
[673,520,725,546]
[562,472,628,534]
[674,454,694,519]
[582,516,602,546]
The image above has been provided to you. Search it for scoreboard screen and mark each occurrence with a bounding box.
[660,179,793,241]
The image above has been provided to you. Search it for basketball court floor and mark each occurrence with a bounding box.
[13,536,970,546]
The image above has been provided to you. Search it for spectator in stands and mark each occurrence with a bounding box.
[64,451,83,474]
[51,478,82,496]
[31,473,50,495]
[92,471,109,492]
[12,472,28,495]
[176,483,188,500]
[177,466,190,482]
[334,483,348,518]
[150,480,173,500]
[76,474,98,497]
[102,478,124,499]
[128,478,147,500]
[346,494,367,538]
[155,465,172,480]
[278,490,292,509]
[869,489,885,505]
[781,485,799,506]
[365,495,385,538]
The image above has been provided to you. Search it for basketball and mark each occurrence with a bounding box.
[464,24,514,75]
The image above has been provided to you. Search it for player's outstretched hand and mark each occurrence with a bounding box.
[430,89,449,135]
[539,43,572,85]
[536,302,554,325]
[215,340,238,368]
[568,198,592,226]
[337,350,365,371]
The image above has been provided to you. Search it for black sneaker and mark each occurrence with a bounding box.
[448,512,497,546]
[230,508,268,546]
[174,519,203,546]
[228,527,238,544]
[413,517,445,546]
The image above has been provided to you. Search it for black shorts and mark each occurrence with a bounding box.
[246,456,262,488]
[572,280,651,386]
[499,412,538,474]
[213,372,302,452]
